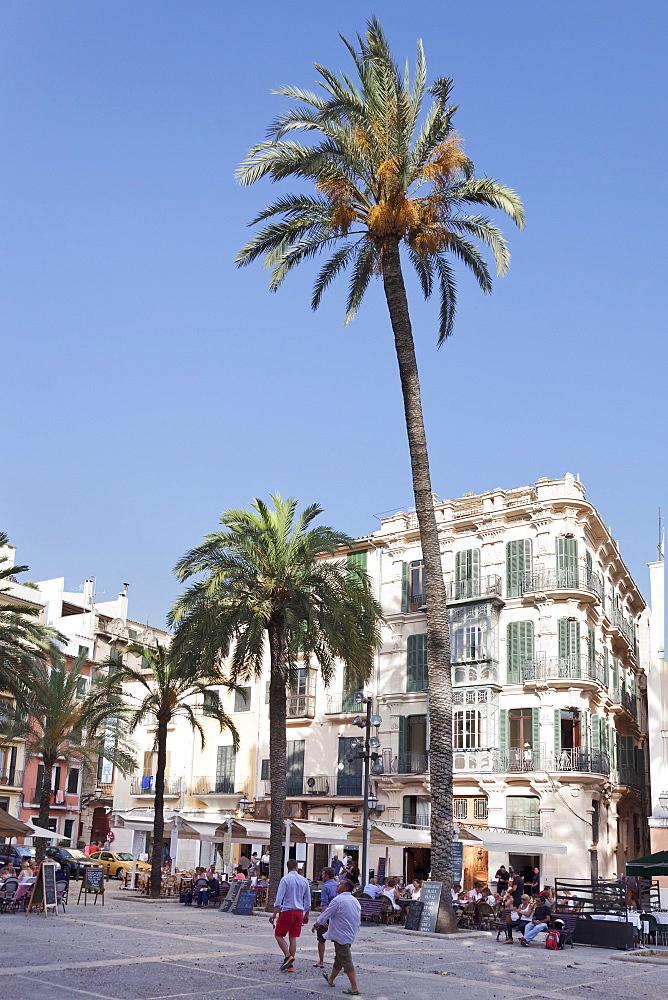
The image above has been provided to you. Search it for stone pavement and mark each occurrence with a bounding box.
[1,885,667,1000]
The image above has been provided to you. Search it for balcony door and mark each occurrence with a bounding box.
[215,746,236,793]
[337,737,362,796]
[286,739,305,796]
[398,715,427,773]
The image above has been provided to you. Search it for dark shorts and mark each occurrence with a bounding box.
[316,923,327,943]
[275,909,304,938]
[332,941,354,975]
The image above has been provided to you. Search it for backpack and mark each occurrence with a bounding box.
[545,930,562,950]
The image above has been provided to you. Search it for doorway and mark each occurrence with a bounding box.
[508,853,540,886]
[404,847,431,882]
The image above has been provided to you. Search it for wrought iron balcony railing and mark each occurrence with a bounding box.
[0,770,23,788]
[130,775,183,795]
[612,765,644,790]
[325,692,367,714]
[192,775,249,796]
[522,654,607,685]
[522,562,603,601]
[610,686,638,718]
[445,575,503,602]
[380,750,429,775]
[262,774,360,797]
[451,747,610,776]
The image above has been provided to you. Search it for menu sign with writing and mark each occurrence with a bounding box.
[235,888,256,915]
[77,865,105,906]
[452,842,463,886]
[418,881,442,933]
[404,900,423,931]
[27,861,59,916]
[219,878,249,914]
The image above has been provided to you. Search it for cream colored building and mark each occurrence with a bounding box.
[112,474,653,888]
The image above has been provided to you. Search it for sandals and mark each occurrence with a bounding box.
[342,991,360,996]
[322,973,335,987]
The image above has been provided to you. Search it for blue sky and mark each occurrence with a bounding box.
[2,1,666,624]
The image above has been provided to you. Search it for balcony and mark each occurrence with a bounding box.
[522,562,603,601]
[0,770,23,789]
[606,606,635,648]
[452,747,611,776]
[445,575,503,602]
[522,654,606,686]
[286,694,315,719]
[453,661,499,685]
[610,687,638,719]
[325,692,367,715]
[130,776,183,797]
[380,751,429,775]
[262,774,361,797]
[613,765,644,790]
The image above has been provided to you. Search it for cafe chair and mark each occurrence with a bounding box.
[56,881,68,913]
[0,879,19,913]
[476,902,494,930]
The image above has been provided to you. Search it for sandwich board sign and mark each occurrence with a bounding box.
[26,861,59,916]
[77,864,105,906]
[219,878,249,914]
[418,881,442,933]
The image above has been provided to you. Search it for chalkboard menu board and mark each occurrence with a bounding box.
[377,858,386,884]
[418,881,442,933]
[452,842,463,886]
[235,888,256,915]
[219,878,249,914]
[27,861,59,916]
[77,865,105,906]
[405,901,423,930]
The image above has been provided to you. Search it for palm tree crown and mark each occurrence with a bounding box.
[171,495,383,906]
[236,17,524,340]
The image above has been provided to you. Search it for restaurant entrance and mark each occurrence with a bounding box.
[404,846,430,882]
[509,853,540,886]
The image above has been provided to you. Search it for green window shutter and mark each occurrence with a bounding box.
[581,711,589,752]
[603,648,609,688]
[398,716,407,757]
[506,539,532,598]
[347,550,368,586]
[554,710,562,756]
[470,548,480,584]
[608,724,616,767]
[402,795,414,825]
[587,628,595,671]
[499,709,508,751]
[612,657,619,690]
[558,619,581,665]
[455,548,480,597]
[507,621,534,683]
[532,708,541,751]
[401,562,410,613]
[591,715,600,755]
[556,536,578,586]
[407,633,428,692]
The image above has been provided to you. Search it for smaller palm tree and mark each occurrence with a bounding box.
[107,643,239,898]
[0,646,136,863]
[0,531,64,701]
[171,495,383,908]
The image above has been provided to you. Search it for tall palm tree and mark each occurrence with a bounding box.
[107,643,239,898]
[171,495,383,908]
[0,531,64,700]
[0,646,136,863]
[235,20,523,931]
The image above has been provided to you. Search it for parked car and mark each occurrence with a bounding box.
[45,846,92,879]
[0,844,35,873]
[88,850,151,879]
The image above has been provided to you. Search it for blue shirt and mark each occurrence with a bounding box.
[331,859,344,875]
[275,870,311,913]
[321,878,338,907]
[362,883,382,899]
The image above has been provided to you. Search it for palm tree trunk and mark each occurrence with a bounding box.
[35,760,53,865]
[266,621,287,910]
[381,238,457,933]
[150,716,168,898]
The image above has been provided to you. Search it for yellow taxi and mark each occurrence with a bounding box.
[88,850,151,879]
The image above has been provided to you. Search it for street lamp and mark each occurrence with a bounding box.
[238,795,250,816]
[348,696,383,886]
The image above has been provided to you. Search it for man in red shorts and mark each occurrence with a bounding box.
[269,858,311,972]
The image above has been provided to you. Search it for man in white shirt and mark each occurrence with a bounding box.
[313,879,361,995]
[269,859,311,972]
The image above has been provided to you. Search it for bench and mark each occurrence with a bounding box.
[552,912,577,948]
[491,907,512,941]
[359,899,385,923]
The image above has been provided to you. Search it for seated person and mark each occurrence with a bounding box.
[505,895,534,943]
[520,895,551,945]
[192,867,209,907]
[380,876,401,910]
[0,864,14,881]
[361,876,382,899]
[409,879,423,900]
[232,866,247,880]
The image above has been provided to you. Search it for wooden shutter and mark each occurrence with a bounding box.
[603,648,609,687]
[402,795,414,825]
[499,709,508,751]
[558,619,580,660]
[587,628,595,672]
[347,550,367,586]
[407,633,428,692]
[554,710,562,756]
[532,708,541,751]
[556,536,578,580]
[612,657,619,690]
[506,539,532,598]
[581,711,589,752]
[286,739,305,796]
[143,751,153,776]
[591,715,600,754]
[398,716,407,757]
[507,621,534,683]
[401,562,410,613]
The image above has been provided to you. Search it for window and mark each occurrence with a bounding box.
[556,536,579,587]
[75,677,87,700]
[260,758,270,781]
[592,800,600,843]
[474,798,488,820]
[215,746,236,793]
[506,621,534,682]
[453,709,481,749]
[454,549,480,599]
[66,768,79,795]
[403,795,430,827]
[398,715,427,772]
[32,816,57,832]
[234,687,251,713]
[402,560,425,613]
[509,708,535,749]
[203,690,220,717]
[406,633,428,692]
[337,737,362,796]
[558,619,581,673]
[453,625,484,662]
[128,629,137,640]
[506,795,540,834]
[346,550,367,585]
[77,645,89,659]
[506,539,532,598]
[286,739,305,796]
[63,819,74,844]
[453,798,468,820]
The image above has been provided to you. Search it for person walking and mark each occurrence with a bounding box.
[269,859,311,972]
[314,867,339,968]
[313,879,361,996]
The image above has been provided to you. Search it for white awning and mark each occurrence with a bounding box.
[346,823,431,848]
[459,827,568,855]
[290,821,355,846]
[24,821,61,843]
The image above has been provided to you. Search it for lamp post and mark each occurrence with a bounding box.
[348,695,382,886]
